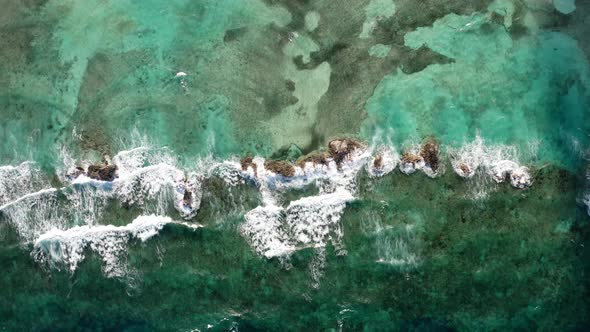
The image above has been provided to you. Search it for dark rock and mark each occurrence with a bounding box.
[182,190,192,207]
[66,166,86,180]
[240,156,258,175]
[373,155,384,169]
[401,152,422,164]
[87,164,117,181]
[328,138,365,165]
[296,151,330,168]
[459,163,470,175]
[420,140,440,171]
[264,160,296,177]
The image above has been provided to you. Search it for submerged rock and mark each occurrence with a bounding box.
[264,160,296,177]
[286,144,303,161]
[87,164,118,181]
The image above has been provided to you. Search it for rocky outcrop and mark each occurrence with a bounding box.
[420,140,439,172]
[87,164,118,181]
[456,162,474,178]
[174,173,202,220]
[240,157,258,175]
[296,151,331,168]
[328,138,365,165]
[264,160,296,177]
[65,166,86,180]
[489,161,533,189]
[373,155,383,170]
[400,152,425,174]
[182,190,192,207]
[367,145,398,178]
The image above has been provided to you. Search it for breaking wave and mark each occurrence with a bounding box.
[0,137,539,280]
[32,215,201,277]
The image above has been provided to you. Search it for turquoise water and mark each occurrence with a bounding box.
[1,0,589,330]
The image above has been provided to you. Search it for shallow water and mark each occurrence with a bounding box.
[1,0,589,330]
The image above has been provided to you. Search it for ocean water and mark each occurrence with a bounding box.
[1,0,589,330]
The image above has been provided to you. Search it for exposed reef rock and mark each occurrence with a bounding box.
[87,164,118,181]
[295,138,365,169]
[488,160,533,189]
[240,156,258,175]
[400,152,425,175]
[65,166,86,181]
[488,161,533,189]
[456,162,474,178]
[296,151,331,168]
[174,173,203,220]
[182,190,192,207]
[373,155,383,170]
[367,145,398,178]
[420,140,440,172]
[264,160,296,177]
[328,138,366,166]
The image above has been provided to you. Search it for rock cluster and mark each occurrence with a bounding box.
[264,160,296,177]
[296,152,330,168]
[400,152,425,174]
[456,162,473,178]
[66,163,118,182]
[328,139,366,166]
[419,141,439,172]
[373,155,383,170]
[489,161,533,189]
[240,157,258,174]
[87,164,118,181]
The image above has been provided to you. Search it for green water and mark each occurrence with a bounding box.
[1,0,589,330]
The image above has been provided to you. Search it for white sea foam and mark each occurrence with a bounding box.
[285,190,353,252]
[241,205,293,258]
[0,162,50,206]
[374,223,420,268]
[367,145,398,178]
[361,211,422,269]
[399,156,425,175]
[1,188,66,243]
[450,136,533,190]
[398,142,442,177]
[237,143,364,267]
[0,146,207,245]
[2,137,540,281]
[240,189,352,288]
[65,147,204,220]
[31,215,200,277]
[450,136,485,178]
[399,145,426,175]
